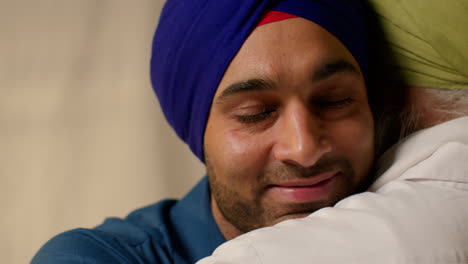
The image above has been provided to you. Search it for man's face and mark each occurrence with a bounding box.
[204,18,374,238]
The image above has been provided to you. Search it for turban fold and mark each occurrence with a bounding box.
[368,0,468,89]
[150,0,371,162]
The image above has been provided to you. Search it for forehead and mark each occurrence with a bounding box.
[215,18,362,96]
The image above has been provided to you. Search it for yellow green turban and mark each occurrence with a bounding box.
[368,0,468,89]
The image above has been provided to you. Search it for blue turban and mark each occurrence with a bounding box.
[150,0,370,162]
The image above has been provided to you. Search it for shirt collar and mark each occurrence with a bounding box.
[370,116,468,191]
[169,176,225,263]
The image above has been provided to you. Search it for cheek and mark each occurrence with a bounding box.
[331,112,374,172]
[224,131,270,169]
[206,126,272,183]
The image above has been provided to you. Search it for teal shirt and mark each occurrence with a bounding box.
[32,177,226,264]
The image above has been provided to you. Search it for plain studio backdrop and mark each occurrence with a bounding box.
[0,1,205,263]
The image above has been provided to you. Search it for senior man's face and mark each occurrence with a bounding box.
[204,18,374,239]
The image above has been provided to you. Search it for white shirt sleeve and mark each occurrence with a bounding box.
[198,180,468,264]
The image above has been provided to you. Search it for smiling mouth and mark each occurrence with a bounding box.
[268,172,339,203]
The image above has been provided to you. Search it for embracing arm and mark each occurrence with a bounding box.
[198,181,468,264]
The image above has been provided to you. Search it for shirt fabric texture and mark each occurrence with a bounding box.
[31,177,226,264]
[198,116,468,264]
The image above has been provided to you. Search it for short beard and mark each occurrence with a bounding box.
[206,155,361,234]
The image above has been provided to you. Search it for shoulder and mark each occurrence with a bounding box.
[32,200,178,264]
[203,187,468,264]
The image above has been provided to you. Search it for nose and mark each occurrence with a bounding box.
[272,101,332,167]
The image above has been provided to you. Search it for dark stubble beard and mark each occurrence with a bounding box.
[206,155,364,234]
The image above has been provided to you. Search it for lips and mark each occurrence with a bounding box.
[268,172,338,203]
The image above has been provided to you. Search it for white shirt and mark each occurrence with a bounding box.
[199,116,468,264]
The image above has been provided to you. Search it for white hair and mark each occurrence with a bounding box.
[400,88,468,138]
[372,86,468,158]
[428,88,468,116]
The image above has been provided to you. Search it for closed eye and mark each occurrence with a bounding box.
[235,108,277,124]
[316,98,354,108]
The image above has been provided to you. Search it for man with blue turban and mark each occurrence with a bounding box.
[198,0,468,263]
[32,0,377,263]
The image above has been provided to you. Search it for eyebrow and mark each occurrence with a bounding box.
[312,59,360,82]
[217,78,275,101]
[216,59,360,101]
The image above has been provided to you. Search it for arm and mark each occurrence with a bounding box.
[199,180,468,263]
